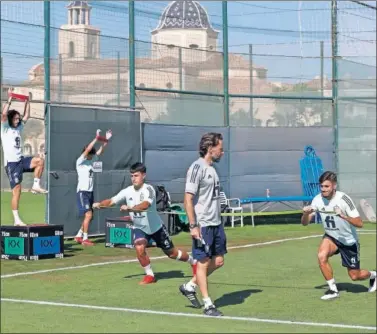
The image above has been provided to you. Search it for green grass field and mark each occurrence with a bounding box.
[1,192,376,333]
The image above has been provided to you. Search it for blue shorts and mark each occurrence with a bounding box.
[192,224,227,261]
[134,224,174,251]
[77,191,94,216]
[5,156,34,189]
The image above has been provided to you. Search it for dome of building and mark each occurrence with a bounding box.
[155,1,214,30]
[67,1,90,8]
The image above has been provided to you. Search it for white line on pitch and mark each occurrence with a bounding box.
[1,232,374,279]
[1,298,375,331]
[1,234,321,279]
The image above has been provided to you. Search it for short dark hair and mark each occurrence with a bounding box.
[7,109,21,127]
[199,132,223,158]
[130,162,146,174]
[82,146,96,155]
[319,171,337,184]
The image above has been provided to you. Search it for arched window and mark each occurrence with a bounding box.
[69,41,75,58]
[166,82,173,89]
[24,144,32,156]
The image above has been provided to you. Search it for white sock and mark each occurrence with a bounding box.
[143,264,154,277]
[12,210,21,222]
[33,178,40,187]
[203,297,213,309]
[327,278,338,292]
[187,255,196,266]
[184,280,197,292]
[83,233,88,240]
[370,271,376,279]
[76,229,84,238]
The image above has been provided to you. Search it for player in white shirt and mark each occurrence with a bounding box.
[302,171,376,300]
[93,162,196,285]
[1,89,47,226]
[74,129,112,246]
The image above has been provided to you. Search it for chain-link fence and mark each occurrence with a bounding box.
[1,1,376,211]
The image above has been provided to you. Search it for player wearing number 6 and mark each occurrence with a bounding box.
[93,162,196,285]
[301,171,376,300]
[74,129,112,246]
[1,88,47,226]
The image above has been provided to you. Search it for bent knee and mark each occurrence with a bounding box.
[215,257,224,268]
[85,211,93,219]
[318,252,329,264]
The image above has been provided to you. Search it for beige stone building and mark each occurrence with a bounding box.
[2,0,307,156]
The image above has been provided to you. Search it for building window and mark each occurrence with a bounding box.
[139,83,146,88]
[166,82,173,89]
[69,41,75,58]
[189,44,199,49]
[39,143,45,155]
[24,144,32,156]
[90,42,95,58]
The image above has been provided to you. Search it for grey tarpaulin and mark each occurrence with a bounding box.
[47,105,141,237]
[142,124,334,202]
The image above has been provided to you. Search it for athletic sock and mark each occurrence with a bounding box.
[184,280,197,292]
[33,178,41,188]
[203,297,213,309]
[326,278,338,292]
[143,264,154,277]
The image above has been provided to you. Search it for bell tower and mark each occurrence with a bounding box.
[59,1,101,60]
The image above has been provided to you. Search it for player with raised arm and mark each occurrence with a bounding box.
[93,162,196,284]
[179,132,226,317]
[74,129,112,246]
[1,88,47,226]
[302,171,376,300]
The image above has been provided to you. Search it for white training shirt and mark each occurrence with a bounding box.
[1,122,24,166]
[111,183,163,235]
[76,154,98,192]
[311,191,360,246]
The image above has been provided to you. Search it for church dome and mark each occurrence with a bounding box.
[156,1,214,30]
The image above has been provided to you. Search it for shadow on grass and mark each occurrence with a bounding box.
[315,282,369,293]
[214,289,262,308]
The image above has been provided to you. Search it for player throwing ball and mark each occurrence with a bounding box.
[1,88,47,226]
[93,162,197,284]
[74,129,112,246]
[301,171,376,300]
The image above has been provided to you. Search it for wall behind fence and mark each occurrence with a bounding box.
[142,123,335,202]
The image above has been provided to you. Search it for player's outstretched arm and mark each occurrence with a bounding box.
[95,189,128,210]
[128,201,151,212]
[82,134,98,158]
[93,198,115,209]
[1,88,13,123]
[301,206,315,226]
[21,93,31,123]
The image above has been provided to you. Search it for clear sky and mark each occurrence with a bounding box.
[1,0,376,84]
